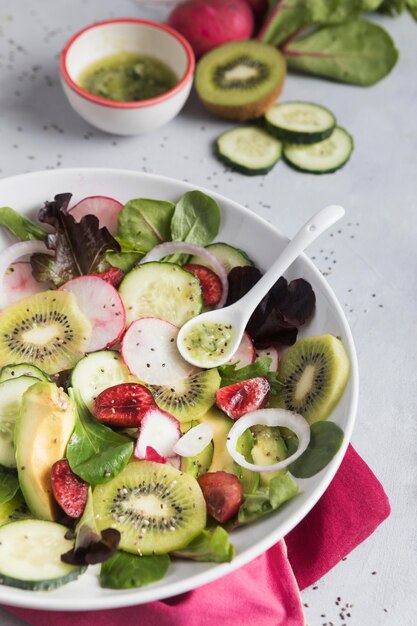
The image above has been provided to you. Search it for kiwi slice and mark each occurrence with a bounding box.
[278,334,350,424]
[195,40,286,121]
[0,291,91,375]
[93,461,206,555]
[150,369,221,423]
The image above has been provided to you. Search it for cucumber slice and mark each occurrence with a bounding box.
[0,519,86,590]
[265,102,336,144]
[216,127,282,176]
[70,350,134,412]
[190,242,253,274]
[283,127,353,174]
[0,363,50,383]
[0,376,39,468]
[119,262,203,327]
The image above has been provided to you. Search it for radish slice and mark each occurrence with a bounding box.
[68,196,123,235]
[143,447,181,469]
[226,408,310,473]
[255,346,279,371]
[60,275,126,352]
[0,240,51,310]
[140,242,228,308]
[173,422,213,457]
[228,332,255,369]
[4,262,48,305]
[121,317,197,385]
[134,407,181,460]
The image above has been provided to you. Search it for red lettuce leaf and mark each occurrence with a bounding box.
[31,193,120,286]
[226,266,315,348]
[61,526,121,566]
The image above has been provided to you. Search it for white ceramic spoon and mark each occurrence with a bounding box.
[177,204,345,368]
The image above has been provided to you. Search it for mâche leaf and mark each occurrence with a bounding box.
[284,19,399,86]
[100,551,170,589]
[171,191,221,247]
[66,390,133,485]
[171,527,234,563]
[0,206,47,241]
[117,198,175,252]
[31,193,120,286]
[288,420,344,478]
[0,467,19,506]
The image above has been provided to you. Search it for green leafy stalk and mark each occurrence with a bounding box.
[0,206,46,241]
[283,19,398,86]
[66,390,133,485]
[100,552,170,589]
[171,527,235,563]
[171,191,221,247]
[0,467,19,506]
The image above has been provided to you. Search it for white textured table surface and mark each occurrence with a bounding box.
[0,1,416,624]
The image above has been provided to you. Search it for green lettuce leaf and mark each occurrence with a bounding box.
[66,390,133,485]
[0,467,19,506]
[100,551,170,589]
[218,357,283,394]
[288,421,344,478]
[117,198,175,252]
[171,191,221,247]
[0,206,46,241]
[237,473,298,526]
[31,193,120,286]
[284,20,398,86]
[171,527,234,563]
[106,237,147,271]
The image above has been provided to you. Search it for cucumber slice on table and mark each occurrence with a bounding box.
[0,363,50,383]
[216,127,282,176]
[0,375,39,468]
[190,242,253,274]
[265,102,336,144]
[283,127,353,174]
[119,262,203,327]
[0,519,86,590]
[70,350,135,412]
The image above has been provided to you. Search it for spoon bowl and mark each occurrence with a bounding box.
[177,204,345,368]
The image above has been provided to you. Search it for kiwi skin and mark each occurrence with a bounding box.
[202,79,285,121]
[277,334,350,425]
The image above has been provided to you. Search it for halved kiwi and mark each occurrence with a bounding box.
[93,461,206,555]
[195,40,286,121]
[150,369,221,423]
[278,334,350,424]
[0,291,91,375]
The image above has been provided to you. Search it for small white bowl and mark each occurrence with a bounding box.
[60,18,195,135]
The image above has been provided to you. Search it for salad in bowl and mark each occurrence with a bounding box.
[0,169,357,609]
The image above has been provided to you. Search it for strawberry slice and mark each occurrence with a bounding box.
[183,263,222,306]
[215,376,270,419]
[94,383,156,427]
[51,459,88,518]
[198,471,244,523]
[95,267,125,288]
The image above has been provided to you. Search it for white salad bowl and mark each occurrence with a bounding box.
[60,19,195,135]
[0,168,358,611]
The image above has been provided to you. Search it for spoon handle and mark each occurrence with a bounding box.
[236,204,345,320]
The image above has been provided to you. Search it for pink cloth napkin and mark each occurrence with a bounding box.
[4,445,390,626]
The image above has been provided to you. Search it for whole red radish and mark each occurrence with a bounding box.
[167,0,254,59]
[198,471,243,522]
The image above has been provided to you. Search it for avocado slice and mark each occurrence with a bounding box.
[251,426,288,488]
[181,442,214,478]
[14,382,76,521]
[200,407,259,493]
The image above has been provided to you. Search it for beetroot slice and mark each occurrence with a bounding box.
[183,264,223,306]
[94,383,155,427]
[51,459,88,518]
[198,471,244,523]
[215,376,270,419]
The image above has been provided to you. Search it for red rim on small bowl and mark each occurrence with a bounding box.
[60,18,195,109]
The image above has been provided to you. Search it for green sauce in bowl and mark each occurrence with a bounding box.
[78,52,178,102]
